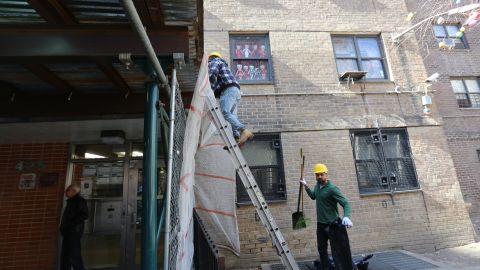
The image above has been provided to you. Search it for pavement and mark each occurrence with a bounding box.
[261,242,480,270]
[262,215,480,270]
[419,242,480,270]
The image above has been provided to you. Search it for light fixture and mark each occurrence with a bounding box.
[101,130,126,145]
[119,53,133,70]
[85,153,107,159]
[132,151,143,157]
[173,53,185,69]
[422,95,432,115]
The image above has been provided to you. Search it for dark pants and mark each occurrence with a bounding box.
[60,234,85,270]
[316,222,353,270]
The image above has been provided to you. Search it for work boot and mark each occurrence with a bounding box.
[237,129,253,147]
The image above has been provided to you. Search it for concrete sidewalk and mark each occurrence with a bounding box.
[417,242,480,270]
[261,242,480,270]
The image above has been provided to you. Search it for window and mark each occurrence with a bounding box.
[433,24,467,49]
[450,78,480,108]
[332,36,387,80]
[236,134,286,203]
[229,34,273,83]
[350,128,419,194]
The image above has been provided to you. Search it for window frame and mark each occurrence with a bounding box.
[331,35,389,81]
[450,77,480,108]
[432,24,468,49]
[349,128,420,195]
[236,133,287,204]
[229,33,274,84]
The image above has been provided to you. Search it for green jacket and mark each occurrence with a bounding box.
[305,180,351,224]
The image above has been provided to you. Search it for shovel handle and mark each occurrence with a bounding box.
[297,155,306,212]
[297,185,302,212]
[300,155,305,179]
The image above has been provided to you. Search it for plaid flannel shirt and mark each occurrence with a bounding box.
[208,57,240,97]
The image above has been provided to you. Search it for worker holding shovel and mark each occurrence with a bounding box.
[299,163,354,270]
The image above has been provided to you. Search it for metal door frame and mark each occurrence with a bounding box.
[64,141,137,270]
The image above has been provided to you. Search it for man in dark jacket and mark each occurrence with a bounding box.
[208,52,253,146]
[299,163,354,270]
[60,184,88,270]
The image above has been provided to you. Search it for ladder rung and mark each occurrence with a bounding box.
[205,91,299,270]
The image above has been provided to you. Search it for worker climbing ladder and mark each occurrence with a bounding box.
[204,92,300,270]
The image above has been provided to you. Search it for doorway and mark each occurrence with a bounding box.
[67,142,166,270]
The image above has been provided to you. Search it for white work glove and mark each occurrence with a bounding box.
[342,217,353,228]
[298,178,307,186]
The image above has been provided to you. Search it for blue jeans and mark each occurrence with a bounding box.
[220,86,245,138]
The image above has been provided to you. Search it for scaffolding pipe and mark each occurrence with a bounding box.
[163,69,177,270]
[157,108,169,243]
[142,81,159,270]
[120,0,170,96]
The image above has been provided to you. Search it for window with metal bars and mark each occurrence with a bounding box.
[350,128,419,194]
[450,78,480,108]
[236,134,286,203]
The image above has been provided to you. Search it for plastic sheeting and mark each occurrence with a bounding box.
[176,56,240,269]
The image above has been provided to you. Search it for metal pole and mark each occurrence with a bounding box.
[163,69,177,270]
[157,107,170,243]
[120,0,171,96]
[142,81,159,270]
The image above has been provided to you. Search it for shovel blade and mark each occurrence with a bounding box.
[292,211,307,229]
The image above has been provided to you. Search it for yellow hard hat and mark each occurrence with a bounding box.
[313,163,328,174]
[208,52,222,59]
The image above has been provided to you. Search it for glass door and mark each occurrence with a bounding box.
[70,144,128,270]
[69,142,166,270]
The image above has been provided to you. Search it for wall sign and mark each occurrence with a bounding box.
[19,173,36,190]
[15,160,46,172]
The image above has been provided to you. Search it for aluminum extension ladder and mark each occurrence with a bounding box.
[205,92,300,270]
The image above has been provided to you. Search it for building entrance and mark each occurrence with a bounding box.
[67,142,166,270]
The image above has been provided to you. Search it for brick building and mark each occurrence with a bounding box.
[405,0,480,236]
[0,1,478,270]
[203,0,476,268]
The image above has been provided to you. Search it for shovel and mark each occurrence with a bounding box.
[292,149,306,230]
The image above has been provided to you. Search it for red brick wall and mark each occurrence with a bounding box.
[0,143,69,270]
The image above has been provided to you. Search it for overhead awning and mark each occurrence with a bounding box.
[0,0,201,122]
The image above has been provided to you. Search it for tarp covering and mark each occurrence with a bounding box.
[176,56,240,269]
